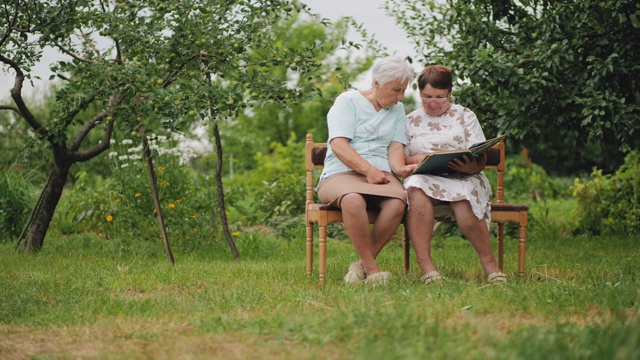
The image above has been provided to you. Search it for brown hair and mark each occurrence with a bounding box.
[417,65,453,91]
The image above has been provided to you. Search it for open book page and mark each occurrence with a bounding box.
[411,134,506,176]
[468,134,506,155]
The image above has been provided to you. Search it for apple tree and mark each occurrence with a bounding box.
[0,0,357,251]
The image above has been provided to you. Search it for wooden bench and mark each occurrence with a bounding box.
[305,133,529,284]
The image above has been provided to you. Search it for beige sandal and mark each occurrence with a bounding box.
[364,271,392,285]
[420,271,443,285]
[344,262,366,283]
[487,271,507,283]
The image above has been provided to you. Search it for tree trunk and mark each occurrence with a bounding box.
[212,121,240,259]
[21,161,71,252]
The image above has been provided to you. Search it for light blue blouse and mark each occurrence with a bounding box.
[320,90,407,181]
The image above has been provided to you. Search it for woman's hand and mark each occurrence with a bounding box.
[448,152,487,174]
[365,167,390,184]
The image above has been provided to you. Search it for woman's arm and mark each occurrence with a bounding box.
[331,137,389,184]
[405,153,427,165]
[389,141,416,178]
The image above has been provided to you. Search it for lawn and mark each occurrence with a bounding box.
[1,222,639,359]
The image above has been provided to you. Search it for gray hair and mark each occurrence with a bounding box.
[371,56,415,87]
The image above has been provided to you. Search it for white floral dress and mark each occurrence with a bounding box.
[403,104,492,227]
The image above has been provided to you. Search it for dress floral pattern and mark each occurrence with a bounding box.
[403,104,492,227]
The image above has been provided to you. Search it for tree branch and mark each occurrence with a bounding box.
[54,41,96,64]
[0,53,46,136]
[60,93,96,128]
[79,28,102,61]
[72,121,114,162]
[70,92,124,158]
[68,111,106,151]
[0,104,22,115]
[0,0,20,47]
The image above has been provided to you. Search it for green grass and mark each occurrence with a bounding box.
[1,226,639,359]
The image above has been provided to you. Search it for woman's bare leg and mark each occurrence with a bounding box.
[450,200,500,275]
[370,197,405,258]
[340,193,381,275]
[406,187,440,275]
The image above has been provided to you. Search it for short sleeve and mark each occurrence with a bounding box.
[326,93,356,142]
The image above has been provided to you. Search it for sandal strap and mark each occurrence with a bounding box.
[487,272,507,283]
[421,271,443,285]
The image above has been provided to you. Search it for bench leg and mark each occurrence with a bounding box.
[306,223,313,277]
[319,225,327,285]
[497,223,505,272]
[518,214,527,277]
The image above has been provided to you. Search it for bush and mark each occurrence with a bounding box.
[0,167,35,242]
[501,148,566,201]
[570,150,640,235]
[54,135,223,250]
[226,134,305,233]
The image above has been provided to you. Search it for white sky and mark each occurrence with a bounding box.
[0,0,419,98]
[302,0,419,94]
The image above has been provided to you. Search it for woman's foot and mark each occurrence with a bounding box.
[364,271,392,285]
[344,261,366,283]
[487,271,507,283]
[420,270,443,285]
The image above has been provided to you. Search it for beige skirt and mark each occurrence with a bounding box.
[317,172,407,208]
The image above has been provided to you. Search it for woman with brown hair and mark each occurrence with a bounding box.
[403,65,506,284]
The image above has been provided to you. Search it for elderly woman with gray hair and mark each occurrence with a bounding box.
[317,56,416,284]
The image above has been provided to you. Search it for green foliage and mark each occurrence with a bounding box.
[501,150,566,201]
[1,0,369,249]
[226,134,305,233]
[0,167,36,242]
[570,150,640,235]
[386,0,640,175]
[54,135,222,249]
[221,15,376,172]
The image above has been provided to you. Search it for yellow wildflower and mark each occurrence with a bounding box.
[135,193,141,198]
[158,166,165,171]
[168,203,175,209]
[233,231,240,236]
[115,199,121,204]
[159,180,168,186]
[106,215,113,222]
[190,215,197,219]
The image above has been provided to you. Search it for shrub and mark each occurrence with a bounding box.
[501,148,566,201]
[570,150,640,235]
[226,134,305,232]
[0,167,35,242]
[54,135,223,250]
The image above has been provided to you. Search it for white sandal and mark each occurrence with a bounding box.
[364,271,392,285]
[420,271,443,285]
[343,262,366,283]
[487,271,507,283]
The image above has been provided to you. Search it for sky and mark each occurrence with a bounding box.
[0,0,418,98]
[301,0,419,92]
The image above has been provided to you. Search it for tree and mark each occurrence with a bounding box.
[0,0,356,251]
[386,0,640,174]
[221,14,377,172]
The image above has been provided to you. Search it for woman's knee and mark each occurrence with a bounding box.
[407,188,438,208]
[381,197,406,214]
[340,193,367,210]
